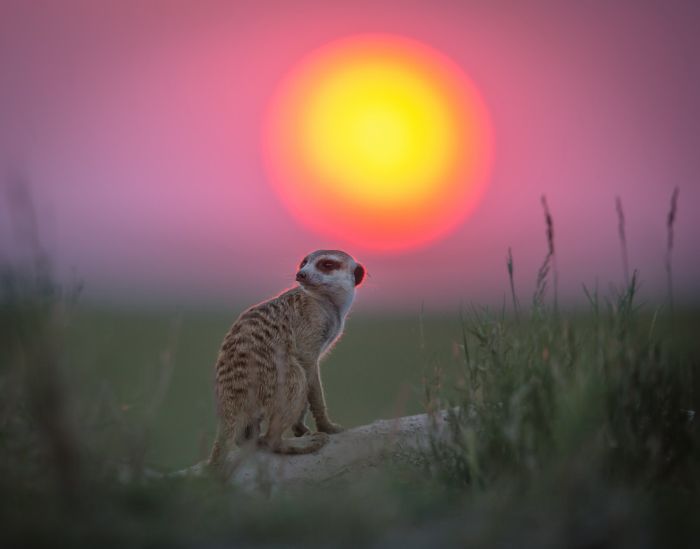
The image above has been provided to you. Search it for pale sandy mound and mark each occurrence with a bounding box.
[175,412,449,490]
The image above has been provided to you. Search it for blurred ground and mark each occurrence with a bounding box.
[64,307,462,470]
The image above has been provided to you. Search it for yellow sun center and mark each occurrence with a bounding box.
[303,61,454,208]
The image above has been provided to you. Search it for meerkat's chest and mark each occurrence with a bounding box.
[319,315,343,352]
[293,309,342,360]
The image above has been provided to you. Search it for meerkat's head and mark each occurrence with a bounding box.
[295,250,365,310]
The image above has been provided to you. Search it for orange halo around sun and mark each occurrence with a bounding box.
[262,34,493,251]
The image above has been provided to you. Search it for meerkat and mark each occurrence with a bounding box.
[208,249,365,467]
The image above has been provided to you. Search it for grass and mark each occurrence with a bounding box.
[431,279,698,489]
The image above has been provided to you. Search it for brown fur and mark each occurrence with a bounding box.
[208,250,363,469]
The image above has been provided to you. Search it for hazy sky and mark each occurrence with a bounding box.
[1,0,699,312]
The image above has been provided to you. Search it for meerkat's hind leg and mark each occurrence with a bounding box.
[292,403,311,437]
[260,358,327,453]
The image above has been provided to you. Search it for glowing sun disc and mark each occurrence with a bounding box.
[262,34,493,251]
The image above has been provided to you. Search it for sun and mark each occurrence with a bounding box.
[262,34,493,251]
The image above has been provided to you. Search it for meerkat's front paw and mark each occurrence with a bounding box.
[317,421,344,434]
[292,421,311,437]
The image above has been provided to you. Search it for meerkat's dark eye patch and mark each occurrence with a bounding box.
[299,257,308,269]
[316,259,341,272]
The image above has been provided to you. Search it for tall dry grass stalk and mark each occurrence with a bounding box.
[536,195,558,312]
[506,247,520,321]
[419,300,426,353]
[615,196,630,287]
[665,187,679,313]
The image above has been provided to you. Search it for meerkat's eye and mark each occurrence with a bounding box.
[299,258,308,268]
[317,259,340,272]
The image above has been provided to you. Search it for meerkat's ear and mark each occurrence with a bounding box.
[353,264,365,286]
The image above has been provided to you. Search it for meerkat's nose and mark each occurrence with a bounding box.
[295,271,307,282]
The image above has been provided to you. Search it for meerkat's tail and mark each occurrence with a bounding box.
[207,421,244,472]
[207,424,228,469]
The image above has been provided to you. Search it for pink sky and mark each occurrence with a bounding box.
[1,0,699,311]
